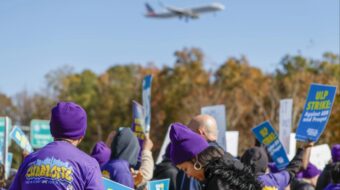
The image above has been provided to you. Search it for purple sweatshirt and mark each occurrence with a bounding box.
[9,141,104,190]
[101,159,134,188]
[325,184,340,190]
[258,170,290,190]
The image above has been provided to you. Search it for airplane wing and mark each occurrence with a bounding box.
[190,3,225,14]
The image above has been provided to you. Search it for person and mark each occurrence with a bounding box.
[187,115,218,145]
[296,163,320,188]
[324,162,340,190]
[102,128,140,188]
[134,134,154,190]
[176,115,232,190]
[316,144,340,190]
[153,144,178,190]
[91,141,111,167]
[169,122,262,190]
[241,142,313,190]
[9,101,104,190]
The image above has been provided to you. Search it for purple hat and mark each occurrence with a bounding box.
[169,123,209,165]
[91,141,111,166]
[331,144,340,162]
[50,102,87,140]
[302,163,321,179]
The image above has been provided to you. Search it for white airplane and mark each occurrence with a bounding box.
[145,2,225,20]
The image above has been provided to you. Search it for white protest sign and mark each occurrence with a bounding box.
[310,144,332,170]
[201,105,227,150]
[288,133,296,160]
[225,131,239,157]
[156,126,171,164]
[279,99,293,154]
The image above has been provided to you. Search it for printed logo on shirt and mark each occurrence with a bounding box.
[263,186,278,190]
[25,157,74,185]
[102,170,110,178]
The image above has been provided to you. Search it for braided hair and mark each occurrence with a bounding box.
[196,146,263,190]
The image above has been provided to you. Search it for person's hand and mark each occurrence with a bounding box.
[303,141,315,148]
[22,150,30,159]
[143,134,153,151]
[105,130,117,147]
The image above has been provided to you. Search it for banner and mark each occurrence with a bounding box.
[131,100,146,162]
[279,99,293,154]
[30,119,53,148]
[156,126,171,164]
[147,179,170,190]
[296,83,337,142]
[142,75,152,134]
[10,126,33,153]
[310,144,332,170]
[225,131,239,157]
[102,177,134,190]
[201,105,227,151]
[252,121,289,170]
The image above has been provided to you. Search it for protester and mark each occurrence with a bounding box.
[324,162,340,190]
[9,101,104,190]
[91,141,111,167]
[316,144,340,190]
[241,142,314,190]
[296,163,320,188]
[153,144,178,190]
[169,122,262,190]
[102,127,140,188]
[187,115,219,146]
[134,134,154,189]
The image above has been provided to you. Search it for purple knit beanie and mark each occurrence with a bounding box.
[331,144,340,162]
[91,141,111,166]
[302,163,321,179]
[50,102,87,140]
[169,123,209,165]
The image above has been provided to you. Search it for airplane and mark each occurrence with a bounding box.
[144,2,225,20]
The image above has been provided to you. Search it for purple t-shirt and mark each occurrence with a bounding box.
[325,184,340,190]
[101,159,134,188]
[9,141,104,190]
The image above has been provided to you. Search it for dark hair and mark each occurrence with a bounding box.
[196,146,262,190]
[331,162,340,184]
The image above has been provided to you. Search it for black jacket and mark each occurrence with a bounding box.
[203,155,262,190]
[153,158,179,190]
[315,163,333,190]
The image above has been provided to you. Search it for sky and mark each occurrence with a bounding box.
[0,0,339,96]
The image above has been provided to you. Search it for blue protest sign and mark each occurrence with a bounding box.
[296,83,337,142]
[147,179,170,190]
[142,75,152,134]
[252,121,289,170]
[10,126,33,153]
[102,177,134,190]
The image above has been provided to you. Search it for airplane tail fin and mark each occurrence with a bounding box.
[145,3,155,15]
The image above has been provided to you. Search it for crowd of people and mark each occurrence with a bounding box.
[0,101,339,190]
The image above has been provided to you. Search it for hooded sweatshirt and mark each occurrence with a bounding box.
[9,141,104,190]
[102,128,140,188]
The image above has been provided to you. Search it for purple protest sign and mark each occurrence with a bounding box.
[131,100,146,163]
